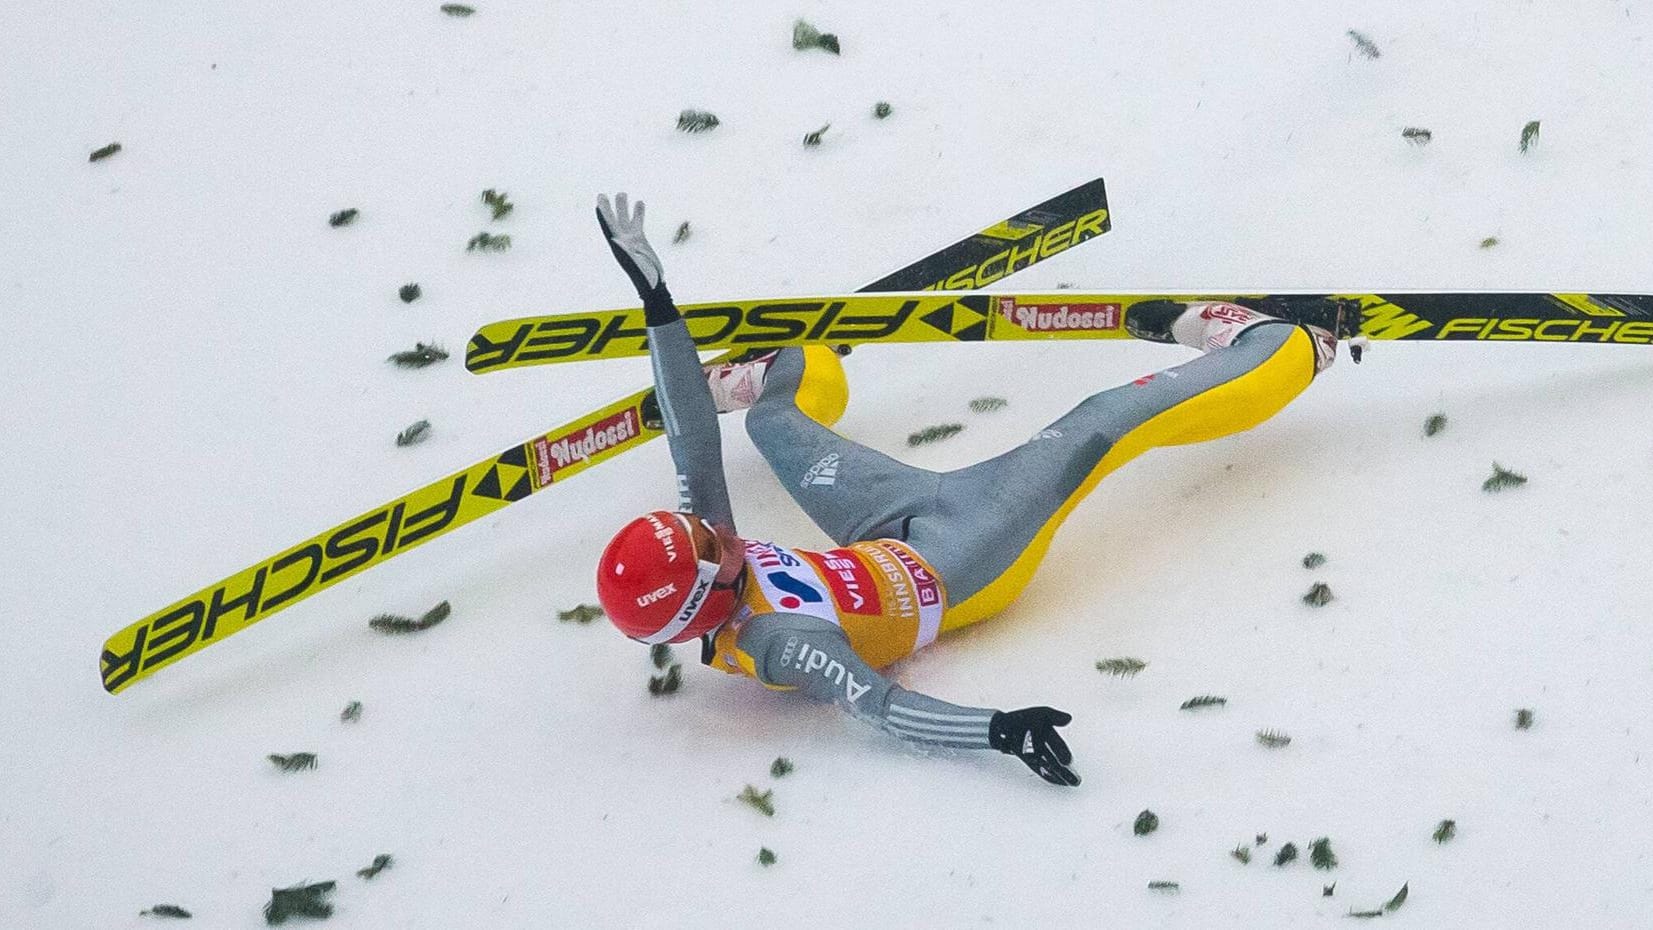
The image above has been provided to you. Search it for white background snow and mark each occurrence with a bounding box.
[4,1,1652,926]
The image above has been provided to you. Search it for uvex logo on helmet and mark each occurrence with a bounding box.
[595,511,740,645]
[636,583,677,607]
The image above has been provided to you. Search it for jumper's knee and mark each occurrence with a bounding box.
[749,345,849,430]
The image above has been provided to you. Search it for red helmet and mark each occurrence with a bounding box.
[596,511,745,643]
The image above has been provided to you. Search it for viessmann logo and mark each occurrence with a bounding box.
[998,298,1121,332]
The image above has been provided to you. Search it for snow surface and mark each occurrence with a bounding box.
[4,1,1653,927]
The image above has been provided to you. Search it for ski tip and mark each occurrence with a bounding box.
[100,636,144,695]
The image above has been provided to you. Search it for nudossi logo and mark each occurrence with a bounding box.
[999,298,1120,332]
[533,408,640,484]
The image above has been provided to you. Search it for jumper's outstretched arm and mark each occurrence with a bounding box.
[596,193,734,528]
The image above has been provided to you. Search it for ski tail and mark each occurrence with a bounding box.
[861,177,1110,292]
[103,179,1114,694]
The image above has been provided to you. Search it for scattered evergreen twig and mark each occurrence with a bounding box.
[356,854,393,880]
[1424,413,1448,437]
[1433,819,1456,843]
[1515,708,1534,729]
[677,110,720,133]
[672,221,691,244]
[1482,462,1527,492]
[873,101,893,119]
[1257,729,1292,749]
[1302,552,1327,569]
[264,880,335,925]
[650,643,673,669]
[907,423,963,446]
[1148,881,1180,893]
[757,847,777,866]
[803,124,831,147]
[1231,845,1252,864]
[792,19,841,54]
[1180,695,1227,710]
[395,419,432,447]
[1256,833,1268,845]
[369,600,450,633]
[648,664,682,695]
[267,753,317,773]
[328,208,359,228]
[1347,29,1381,59]
[1401,127,1432,146]
[558,604,604,624]
[387,342,449,368]
[1303,582,1334,607]
[340,701,362,723]
[141,904,192,918]
[466,231,511,252]
[481,189,513,220]
[770,757,794,778]
[398,283,422,304]
[1310,837,1339,870]
[1520,120,1541,154]
[738,785,775,816]
[969,396,1008,413]
[1274,842,1298,866]
[90,142,122,162]
[1095,657,1147,677]
[1479,237,1499,250]
[440,4,475,16]
[1133,810,1160,835]
[1348,883,1409,918]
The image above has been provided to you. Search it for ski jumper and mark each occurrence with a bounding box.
[645,299,1317,750]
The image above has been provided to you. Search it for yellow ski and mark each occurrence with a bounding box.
[101,177,1113,693]
[468,290,1653,373]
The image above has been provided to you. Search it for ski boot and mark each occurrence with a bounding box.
[704,345,849,423]
[706,350,778,412]
[640,359,772,430]
[1125,300,1344,374]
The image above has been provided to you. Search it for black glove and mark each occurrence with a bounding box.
[595,192,676,325]
[989,706,1080,787]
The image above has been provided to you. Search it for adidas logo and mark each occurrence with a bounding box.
[800,452,840,488]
